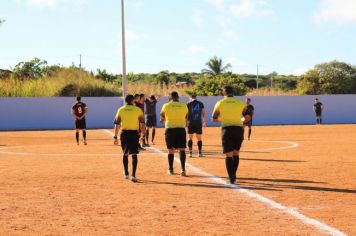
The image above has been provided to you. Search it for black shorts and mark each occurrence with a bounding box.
[165,128,187,150]
[315,111,322,117]
[120,130,140,155]
[188,122,203,135]
[222,126,244,153]
[244,119,253,127]
[75,118,86,129]
[146,115,157,127]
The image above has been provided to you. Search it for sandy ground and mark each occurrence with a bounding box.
[0,125,355,235]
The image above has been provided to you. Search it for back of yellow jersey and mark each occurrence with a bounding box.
[213,97,246,127]
[161,101,188,128]
[115,105,143,130]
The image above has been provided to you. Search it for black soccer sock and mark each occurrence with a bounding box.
[168,154,174,171]
[233,155,240,177]
[225,157,234,181]
[180,150,186,171]
[248,128,252,139]
[197,141,202,153]
[75,132,79,143]
[152,128,156,143]
[132,155,138,177]
[145,129,149,144]
[83,130,87,140]
[320,118,322,124]
[188,140,193,151]
[123,155,129,175]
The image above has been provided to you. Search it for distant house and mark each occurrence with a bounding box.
[0,69,12,79]
[175,81,190,88]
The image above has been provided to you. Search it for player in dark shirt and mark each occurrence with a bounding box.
[71,96,88,145]
[145,95,160,145]
[187,94,206,157]
[313,98,324,125]
[243,98,254,141]
[136,94,148,147]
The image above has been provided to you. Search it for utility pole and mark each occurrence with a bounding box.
[121,0,128,98]
[79,54,82,69]
[256,64,259,89]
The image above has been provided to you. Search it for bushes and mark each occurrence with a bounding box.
[188,75,248,96]
[0,68,120,97]
[297,61,356,94]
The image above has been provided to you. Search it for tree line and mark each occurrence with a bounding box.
[1,57,355,96]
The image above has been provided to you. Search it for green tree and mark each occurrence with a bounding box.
[202,56,231,76]
[155,71,170,87]
[96,69,118,82]
[297,61,356,94]
[13,58,48,79]
[190,75,248,96]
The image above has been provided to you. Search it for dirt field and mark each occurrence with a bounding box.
[0,125,355,235]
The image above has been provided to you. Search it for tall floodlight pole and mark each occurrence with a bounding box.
[121,0,128,98]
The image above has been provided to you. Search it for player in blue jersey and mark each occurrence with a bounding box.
[187,94,207,157]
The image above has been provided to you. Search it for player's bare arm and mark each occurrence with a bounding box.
[113,116,121,145]
[202,108,207,127]
[212,110,220,123]
[160,112,165,123]
[139,115,145,132]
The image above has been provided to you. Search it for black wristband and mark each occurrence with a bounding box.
[113,136,118,139]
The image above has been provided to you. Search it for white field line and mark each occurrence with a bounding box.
[0,130,299,157]
[103,129,346,236]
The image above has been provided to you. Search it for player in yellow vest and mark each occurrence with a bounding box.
[160,91,189,176]
[212,86,251,184]
[113,94,144,183]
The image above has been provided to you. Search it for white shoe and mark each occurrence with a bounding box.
[123,171,129,179]
[130,176,137,182]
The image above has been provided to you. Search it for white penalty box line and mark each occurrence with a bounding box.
[103,129,346,236]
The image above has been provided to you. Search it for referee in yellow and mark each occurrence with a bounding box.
[113,94,144,183]
[212,86,250,184]
[160,91,189,176]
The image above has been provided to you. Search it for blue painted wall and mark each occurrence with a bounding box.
[0,95,355,130]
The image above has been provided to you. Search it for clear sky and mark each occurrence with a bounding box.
[1,0,356,75]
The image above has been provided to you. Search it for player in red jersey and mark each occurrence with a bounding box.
[71,96,88,145]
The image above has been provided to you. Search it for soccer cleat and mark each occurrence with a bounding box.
[83,140,87,145]
[180,170,186,177]
[130,176,137,182]
[167,169,174,175]
[142,143,150,147]
[138,146,146,151]
[198,152,203,157]
[123,171,129,179]
[189,151,193,158]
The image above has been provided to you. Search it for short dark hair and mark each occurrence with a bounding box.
[134,94,140,99]
[76,96,81,102]
[247,98,251,102]
[170,91,179,100]
[125,94,135,104]
[190,93,197,99]
[150,95,156,100]
[139,94,145,98]
[315,98,319,101]
[223,86,234,96]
